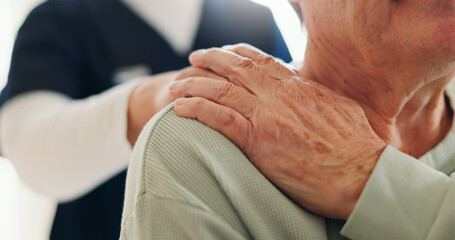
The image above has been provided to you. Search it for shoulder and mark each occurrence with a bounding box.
[122,104,326,240]
[1,0,86,104]
[124,104,246,205]
[16,0,84,47]
[121,104,256,238]
[25,0,83,25]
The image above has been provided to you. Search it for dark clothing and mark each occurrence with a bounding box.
[0,0,291,239]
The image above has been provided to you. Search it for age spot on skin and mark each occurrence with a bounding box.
[313,141,331,154]
[303,132,310,140]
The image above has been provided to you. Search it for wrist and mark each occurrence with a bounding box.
[342,141,386,219]
[126,73,177,147]
[127,84,142,146]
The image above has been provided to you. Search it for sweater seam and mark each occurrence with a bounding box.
[123,105,176,227]
[141,105,176,197]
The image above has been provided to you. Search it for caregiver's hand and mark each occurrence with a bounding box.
[169,44,387,220]
[127,67,224,146]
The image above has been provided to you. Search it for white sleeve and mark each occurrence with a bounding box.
[0,80,141,202]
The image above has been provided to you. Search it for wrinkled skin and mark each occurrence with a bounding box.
[169,0,455,220]
[170,45,387,219]
[297,0,455,158]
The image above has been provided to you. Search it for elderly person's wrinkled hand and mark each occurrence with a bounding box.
[169,44,387,220]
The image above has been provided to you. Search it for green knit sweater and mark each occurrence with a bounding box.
[120,83,455,240]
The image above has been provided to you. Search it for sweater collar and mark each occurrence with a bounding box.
[420,80,455,174]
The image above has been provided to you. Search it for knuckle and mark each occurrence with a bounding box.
[193,97,205,109]
[232,43,250,50]
[235,58,255,69]
[216,82,234,99]
[260,55,276,65]
[219,109,237,126]
[184,77,197,85]
[206,48,220,55]
[233,45,249,53]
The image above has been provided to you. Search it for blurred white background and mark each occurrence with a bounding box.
[0,1,305,239]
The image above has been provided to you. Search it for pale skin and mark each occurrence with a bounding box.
[127,67,225,145]
[167,0,455,220]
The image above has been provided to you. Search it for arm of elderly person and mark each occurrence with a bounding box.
[169,45,455,239]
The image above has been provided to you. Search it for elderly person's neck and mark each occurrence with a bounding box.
[299,38,454,158]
